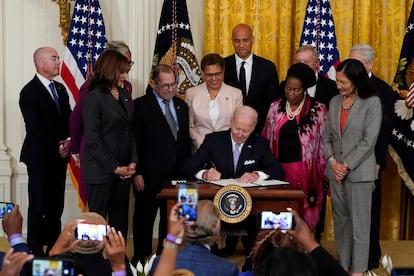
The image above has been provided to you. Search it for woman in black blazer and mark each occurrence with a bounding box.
[82,50,137,239]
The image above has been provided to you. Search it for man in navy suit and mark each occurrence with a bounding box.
[349,44,394,270]
[132,64,191,265]
[181,105,284,257]
[181,105,284,182]
[19,47,71,256]
[224,24,280,134]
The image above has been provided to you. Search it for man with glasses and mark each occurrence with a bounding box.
[224,23,280,134]
[132,64,191,265]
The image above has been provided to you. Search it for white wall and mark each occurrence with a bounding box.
[0,0,205,236]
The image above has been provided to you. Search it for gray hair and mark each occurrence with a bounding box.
[105,40,131,56]
[350,44,375,62]
[184,200,221,246]
[295,45,319,61]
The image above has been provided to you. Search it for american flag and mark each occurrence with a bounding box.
[61,0,107,106]
[61,0,107,210]
[299,0,341,80]
[390,1,414,192]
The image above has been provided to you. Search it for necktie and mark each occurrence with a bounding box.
[239,61,247,96]
[49,82,61,113]
[163,100,177,140]
[233,143,241,172]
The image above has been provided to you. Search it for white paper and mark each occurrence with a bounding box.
[209,178,289,187]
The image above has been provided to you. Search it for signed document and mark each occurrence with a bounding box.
[210,179,289,188]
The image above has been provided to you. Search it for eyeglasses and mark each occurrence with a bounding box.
[129,60,135,67]
[285,87,304,95]
[157,82,177,90]
[204,71,223,79]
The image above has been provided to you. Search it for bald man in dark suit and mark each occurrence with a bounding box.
[224,24,280,134]
[19,47,71,256]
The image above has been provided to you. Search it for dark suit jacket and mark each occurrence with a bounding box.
[181,130,285,180]
[0,242,30,270]
[368,74,394,169]
[310,246,348,276]
[19,76,71,167]
[82,86,137,184]
[279,73,338,110]
[133,91,191,193]
[150,243,239,276]
[224,54,280,133]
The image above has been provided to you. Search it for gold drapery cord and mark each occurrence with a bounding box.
[204,0,414,240]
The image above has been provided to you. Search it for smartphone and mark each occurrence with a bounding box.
[258,211,295,230]
[31,257,75,276]
[75,222,107,241]
[177,183,198,223]
[0,202,14,218]
[391,268,414,276]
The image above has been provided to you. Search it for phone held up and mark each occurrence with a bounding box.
[258,211,295,230]
[0,202,14,218]
[177,182,198,223]
[31,257,75,276]
[75,222,108,241]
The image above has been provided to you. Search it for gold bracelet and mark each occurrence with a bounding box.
[163,239,179,250]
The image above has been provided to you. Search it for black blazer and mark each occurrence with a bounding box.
[134,91,191,193]
[279,73,338,110]
[181,130,285,180]
[19,76,71,166]
[82,86,137,184]
[224,54,280,133]
[369,74,394,169]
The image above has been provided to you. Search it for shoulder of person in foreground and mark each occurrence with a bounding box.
[287,208,347,276]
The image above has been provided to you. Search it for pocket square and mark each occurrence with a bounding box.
[244,160,255,165]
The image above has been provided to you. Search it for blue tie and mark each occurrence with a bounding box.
[49,82,61,113]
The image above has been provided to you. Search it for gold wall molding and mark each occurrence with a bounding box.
[51,0,75,45]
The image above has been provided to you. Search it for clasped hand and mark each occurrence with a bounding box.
[114,162,136,179]
[331,160,349,183]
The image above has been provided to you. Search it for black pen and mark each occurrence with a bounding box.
[210,161,216,169]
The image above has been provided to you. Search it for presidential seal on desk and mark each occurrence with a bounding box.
[213,184,252,223]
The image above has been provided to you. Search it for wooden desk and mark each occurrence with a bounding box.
[158,183,305,217]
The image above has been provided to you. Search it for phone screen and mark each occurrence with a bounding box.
[259,211,294,230]
[177,183,198,223]
[0,202,14,218]
[75,223,107,241]
[391,268,414,276]
[32,258,75,276]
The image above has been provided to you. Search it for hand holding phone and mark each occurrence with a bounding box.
[0,202,14,218]
[259,211,295,230]
[177,183,198,223]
